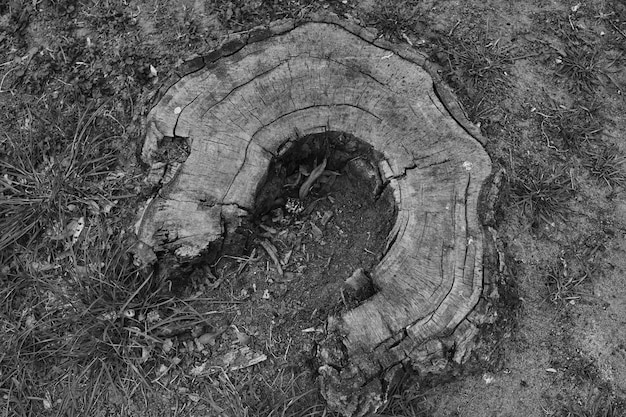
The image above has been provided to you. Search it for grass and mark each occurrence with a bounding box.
[1,1,624,416]
[374,372,431,417]
[0,103,217,416]
[582,143,626,189]
[0,104,120,252]
[546,259,590,306]
[557,389,625,417]
[437,31,513,124]
[260,370,333,417]
[365,0,422,42]
[511,165,575,227]
[538,103,603,151]
[444,39,513,93]
[193,368,337,417]
[556,47,602,94]
[0,234,214,416]
[0,100,335,417]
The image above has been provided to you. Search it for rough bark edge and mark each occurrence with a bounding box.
[134,10,489,263]
[131,12,502,416]
[142,10,486,167]
[317,174,503,416]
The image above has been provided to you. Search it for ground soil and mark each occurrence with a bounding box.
[2,0,626,416]
[162,131,396,414]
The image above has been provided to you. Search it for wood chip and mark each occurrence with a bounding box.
[281,249,292,266]
[259,224,278,234]
[197,329,225,346]
[311,222,323,240]
[320,210,334,227]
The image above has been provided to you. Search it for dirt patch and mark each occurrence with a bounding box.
[223,130,393,316]
[3,0,626,416]
[157,131,395,413]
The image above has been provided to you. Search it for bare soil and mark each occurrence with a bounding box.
[159,131,396,414]
[2,0,626,416]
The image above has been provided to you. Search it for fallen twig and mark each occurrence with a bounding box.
[448,19,461,37]
[299,157,327,199]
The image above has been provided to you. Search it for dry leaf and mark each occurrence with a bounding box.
[197,329,223,346]
[190,363,206,376]
[281,249,292,266]
[231,326,251,345]
[43,392,52,410]
[157,364,169,376]
[310,222,323,241]
[162,338,174,353]
[68,217,85,245]
[320,210,334,227]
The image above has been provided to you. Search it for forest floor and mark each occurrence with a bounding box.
[1,0,626,416]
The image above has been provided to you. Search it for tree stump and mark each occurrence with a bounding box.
[134,15,498,416]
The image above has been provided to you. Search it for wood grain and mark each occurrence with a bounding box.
[135,15,496,416]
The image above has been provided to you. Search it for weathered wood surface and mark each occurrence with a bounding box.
[135,14,495,417]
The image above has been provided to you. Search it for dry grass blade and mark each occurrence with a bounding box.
[546,262,589,305]
[203,371,249,417]
[374,371,431,417]
[239,369,335,417]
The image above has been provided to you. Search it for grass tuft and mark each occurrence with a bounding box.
[365,0,422,41]
[557,388,625,417]
[582,143,626,189]
[0,101,216,416]
[0,238,211,416]
[511,165,575,226]
[441,32,513,92]
[438,33,513,124]
[243,369,335,417]
[0,104,120,252]
[556,47,602,94]
[375,375,431,417]
[538,103,603,151]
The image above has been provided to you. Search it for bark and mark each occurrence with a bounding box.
[134,13,497,416]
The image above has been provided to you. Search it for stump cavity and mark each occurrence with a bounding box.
[133,16,497,416]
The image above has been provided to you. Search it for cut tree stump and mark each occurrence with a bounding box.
[134,14,499,417]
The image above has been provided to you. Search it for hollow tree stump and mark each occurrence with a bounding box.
[135,15,497,417]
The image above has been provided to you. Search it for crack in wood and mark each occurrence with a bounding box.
[172,92,202,138]
[197,60,287,122]
[137,17,498,417]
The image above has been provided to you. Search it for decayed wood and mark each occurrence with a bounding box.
[135,14,495,417]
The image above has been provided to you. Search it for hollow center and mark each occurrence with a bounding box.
[161,131,395,374]
[218,131,396,318]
